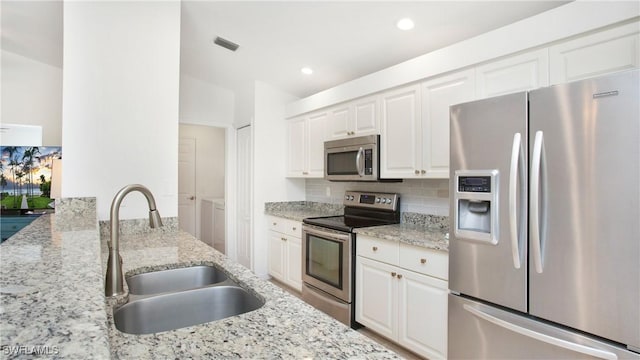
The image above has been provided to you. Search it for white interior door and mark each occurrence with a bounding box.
[178,137,196,236]
[236,126,252,270]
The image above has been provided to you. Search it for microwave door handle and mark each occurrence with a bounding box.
[356,147,364,177]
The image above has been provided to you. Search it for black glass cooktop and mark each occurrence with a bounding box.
[303,215,397,233]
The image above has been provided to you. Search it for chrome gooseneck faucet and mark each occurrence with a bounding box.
[105,184,163,297]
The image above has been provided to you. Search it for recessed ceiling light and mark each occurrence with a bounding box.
[301,67,313,75]
[396,18,415,31]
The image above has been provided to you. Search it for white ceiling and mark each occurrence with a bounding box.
[1,1,570,99]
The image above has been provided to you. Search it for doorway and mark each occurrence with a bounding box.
[178,124,226,243]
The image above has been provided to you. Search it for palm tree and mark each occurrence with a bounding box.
[22,147,40,197]
[2,147,19,205]
[15,170,25,208]
[8,156,20,207]
[0,174,7,194]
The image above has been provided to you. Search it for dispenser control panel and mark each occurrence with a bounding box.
[458,176,491,193]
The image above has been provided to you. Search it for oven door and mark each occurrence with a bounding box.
[302,225,352,302]
[325,143,377,181]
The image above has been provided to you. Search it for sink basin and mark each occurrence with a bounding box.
[126,265,228,295]
[114,285,264,334]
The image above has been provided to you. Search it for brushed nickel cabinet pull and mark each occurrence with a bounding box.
[273,222,277,226]
[421,170,426,174]
[391,272,397,277]
[420,258,427,264]
[414,169,420,175]
[372,246,378,251]
[397,274,403,279]
[292,227,297,231]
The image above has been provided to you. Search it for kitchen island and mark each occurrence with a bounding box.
[0,198,399,359]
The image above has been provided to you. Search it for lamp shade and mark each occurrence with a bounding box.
[50,158,62,199]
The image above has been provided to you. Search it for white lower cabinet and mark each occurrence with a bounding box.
[356,236,448,359]
[267,216,302,292]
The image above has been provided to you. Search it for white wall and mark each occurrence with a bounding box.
[286,1,640,117]
[179,74,235,127]
[1,50,62,145]
[62,1,181,220]
[252,81,304,278]
[179,124,226,239]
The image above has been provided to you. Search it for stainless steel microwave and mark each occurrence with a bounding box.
[324,135,380,181]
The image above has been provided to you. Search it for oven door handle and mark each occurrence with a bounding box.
[303,225,351,242]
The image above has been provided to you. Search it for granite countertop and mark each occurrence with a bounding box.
[266,202,450,252]
[355,223,449,252]
[0,198,110,359]
[264,201,343,222]
[1,198,400,359]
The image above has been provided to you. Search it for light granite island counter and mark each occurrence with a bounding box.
[1,198,400,359]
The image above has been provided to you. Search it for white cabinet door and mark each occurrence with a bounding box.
[422,69,476,178]
[326,105,351,140]
[287,117,307,177]
[287,112,326,178]
[397,270,449,360]
[286,235,302,292]
[356,256,397,340]
[476,48,549,99]
[307,112,327,177]
[550,22,640,85]
[268,231,285,281]
[380,84,422,179]
[353,95,379,136]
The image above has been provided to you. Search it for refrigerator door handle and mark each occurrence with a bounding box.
[531,130,544,274]
[463,304,618,360]
[509,132,523,269]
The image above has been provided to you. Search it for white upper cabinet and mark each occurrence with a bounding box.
[549,22,640,85]
[380,84,422,179]
[381,71,475,179]
[326,105,351,139]
[352,95,379,136]
[422,69,476,178]
[326,95,380,140]
[307,112,327,177]
[476,48,550,99]
[286,112,327,178]
[286,117,306,177]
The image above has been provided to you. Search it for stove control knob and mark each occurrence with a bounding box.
[376,198,381,203]
[345,195,350,200]
[350,195,355,201]
[386,198,392,204]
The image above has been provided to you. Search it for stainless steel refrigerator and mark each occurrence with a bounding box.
[448,69,639,359]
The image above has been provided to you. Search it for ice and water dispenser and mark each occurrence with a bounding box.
[454,170,499,244]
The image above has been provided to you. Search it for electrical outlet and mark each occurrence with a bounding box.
[325,186,331,197]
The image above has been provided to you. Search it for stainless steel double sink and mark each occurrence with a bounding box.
[113,265,264,335]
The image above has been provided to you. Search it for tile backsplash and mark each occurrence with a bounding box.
[305,178,450,216]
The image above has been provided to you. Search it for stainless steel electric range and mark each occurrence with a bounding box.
[301,191,400,328]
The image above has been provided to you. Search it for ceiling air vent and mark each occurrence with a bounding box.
[213,36,239,52]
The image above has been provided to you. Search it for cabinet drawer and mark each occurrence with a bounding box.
[399,243,448,280]
[267,216,284,233]
[357,236,399,265]
[267,217,301,238]
[280,219,301,238]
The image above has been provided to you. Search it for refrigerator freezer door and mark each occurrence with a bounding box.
[528,69,640,349]
[449,92,528,312]
[449,295,640,359]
